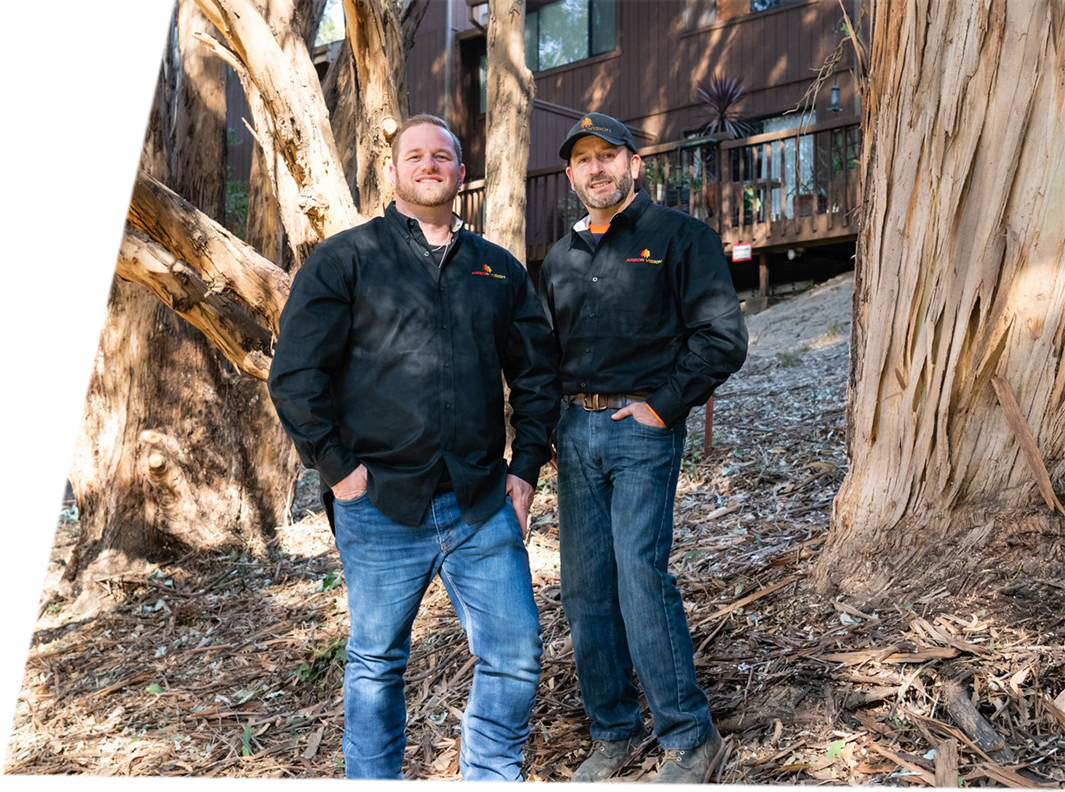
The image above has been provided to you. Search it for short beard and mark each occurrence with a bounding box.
[574,169,634,210]
[394,177,458,208]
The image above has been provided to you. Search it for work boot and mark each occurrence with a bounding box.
[571,724,649,782]
[649,725,725,784]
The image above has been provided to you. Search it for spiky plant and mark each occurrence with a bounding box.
[695,74,751,139]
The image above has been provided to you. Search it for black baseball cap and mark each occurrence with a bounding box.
[559,112,638,161]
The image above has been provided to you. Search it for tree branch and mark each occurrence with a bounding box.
[342,0,408,217]
[194,0,361,257]
[400,0,430,53]
[116,227,276,380]
[127,169,291,334]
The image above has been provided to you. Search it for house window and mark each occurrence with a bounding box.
[525,0,616,72]
[749,0,803,12]
[683,0,717,29]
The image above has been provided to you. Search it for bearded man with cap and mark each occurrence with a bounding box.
[538,112,748,783]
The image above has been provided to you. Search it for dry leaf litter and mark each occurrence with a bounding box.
[7,273,1065,784]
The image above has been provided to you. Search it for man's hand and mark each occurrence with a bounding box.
[612,401,666,428]
[332,464,368,500]
[506,474,535,539]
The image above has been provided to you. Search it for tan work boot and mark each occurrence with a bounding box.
[571,724,649,782]
[649,725,725,783]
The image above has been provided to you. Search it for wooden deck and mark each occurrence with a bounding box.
[456,116,862,263]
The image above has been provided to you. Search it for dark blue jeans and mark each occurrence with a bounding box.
[333,491,542,780]
[555,403,714,750]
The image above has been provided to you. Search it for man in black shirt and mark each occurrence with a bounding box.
[268,114,560,780]
[539,113,747,783]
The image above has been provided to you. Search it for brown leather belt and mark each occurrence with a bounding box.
[566,392,651,411]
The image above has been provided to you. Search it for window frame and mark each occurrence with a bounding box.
[524,0,617,74]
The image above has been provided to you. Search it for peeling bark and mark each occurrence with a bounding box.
[483,0,534,264]
[245,0,328,264]
[342,0,408,217]
[816,0,1065,601]
[195,0,361,262]
[173,0,228,218]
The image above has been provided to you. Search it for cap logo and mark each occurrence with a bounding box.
[581,116,593,129]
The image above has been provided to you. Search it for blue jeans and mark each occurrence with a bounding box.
[333,491,542,780]
[555,403,713,750]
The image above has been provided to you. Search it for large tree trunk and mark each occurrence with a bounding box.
[341,0,408,216]
[483,0,534,264]
[814,0,1065,603]
[65,1,298,612]
[245,0,328,263]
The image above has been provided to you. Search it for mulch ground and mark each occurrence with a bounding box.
[6,325,1065,784]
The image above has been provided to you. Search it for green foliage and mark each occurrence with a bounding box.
[317,569,343,592]
[0,219,58,274]
[225,176,249,242]
[315,0,345,46]
[826,739,845,759]
[146,683,165,694]
[240,724,253,757]
[293,637,347,696]
[0,338,49,470]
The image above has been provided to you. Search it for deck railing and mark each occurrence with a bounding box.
[456,116,861,260]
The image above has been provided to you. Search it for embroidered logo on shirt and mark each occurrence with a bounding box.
[472,263,507,279]
[626,248,664,264]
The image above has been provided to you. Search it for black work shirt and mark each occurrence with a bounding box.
[268,203,561,527]
[538,189,748,428]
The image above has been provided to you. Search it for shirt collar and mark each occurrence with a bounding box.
[571,188,651,233]
[386,201,464,235]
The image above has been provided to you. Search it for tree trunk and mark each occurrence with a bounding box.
[483,0,534,264]
[246,0,328,263]
[814,0,1065,603]
[65,1,298,613]
[342,0,408,217]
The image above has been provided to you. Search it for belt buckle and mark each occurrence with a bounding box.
[583,393,604,412]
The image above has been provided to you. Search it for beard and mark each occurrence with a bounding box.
[394,174,459,208]
[574,169,634,210]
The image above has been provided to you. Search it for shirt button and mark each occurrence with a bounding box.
[443,362,450,368]
[441,323,448,329]
[423,251,429,257]
[589,312,596,318]
[584,348,591,353]
[592,276,598,282]
[580,381,587,388]
[444,402,451,409]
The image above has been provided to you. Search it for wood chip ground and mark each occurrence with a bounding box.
[7,281,1064,783]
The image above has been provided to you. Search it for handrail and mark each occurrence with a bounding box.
[456,116,863,258]
[464,116,862,186]
[719,114,860,149]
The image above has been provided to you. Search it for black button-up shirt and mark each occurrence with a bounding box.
[268,203,560,527]
[538,189,747,427]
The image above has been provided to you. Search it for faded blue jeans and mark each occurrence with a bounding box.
[555,402,714,750]
[333,491,542,780]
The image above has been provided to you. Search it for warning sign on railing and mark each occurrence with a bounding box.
[732,243,752,262]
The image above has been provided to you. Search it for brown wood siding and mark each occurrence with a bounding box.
[452,0,859,177]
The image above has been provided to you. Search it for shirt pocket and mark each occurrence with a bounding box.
[609,262,669,333]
